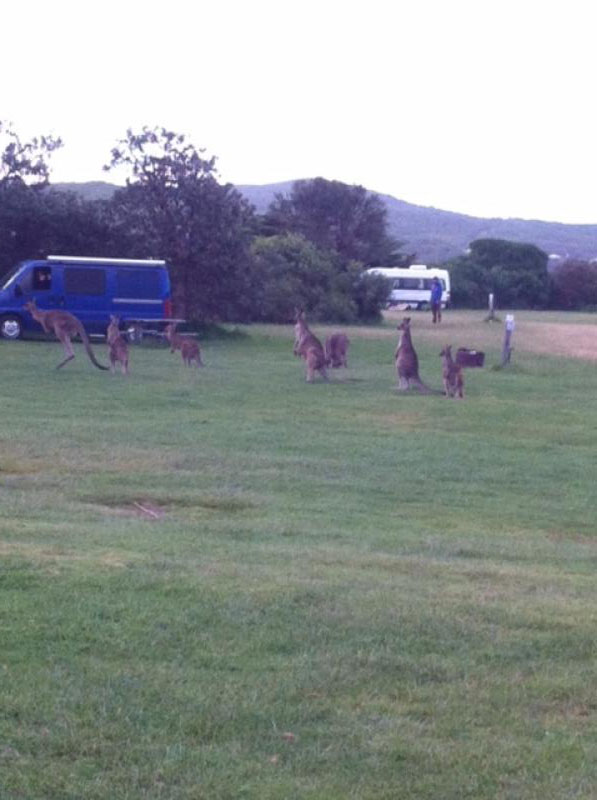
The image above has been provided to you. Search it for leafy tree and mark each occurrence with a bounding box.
[250,234,339,322]
[250,234,388,323]
[549,259,597,310]
[0,121,62,186]
[348,265,390,323]
[264,178,403,267]
[0,122,70,278]
[0,183,120,278]
[104,126,256,321]
[448,238,549,308]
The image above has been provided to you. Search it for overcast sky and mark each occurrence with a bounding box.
[2,0,596,223]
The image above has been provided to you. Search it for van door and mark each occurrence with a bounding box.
[62,266,109,331]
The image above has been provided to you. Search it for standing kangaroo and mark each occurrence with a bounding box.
[23,300,109,371]
[293,310,328,382]
[164,323,203,367]
[106,315,130,375]
[324,333,350,368]
[395,317,439,393]
[439,345,464,398]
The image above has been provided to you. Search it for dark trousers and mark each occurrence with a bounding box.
[431,301,442,323]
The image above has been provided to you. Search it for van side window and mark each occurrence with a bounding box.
[33,267,52,291]
[400,278,423,289]
[64,268,106,295]
[116,270,161,298]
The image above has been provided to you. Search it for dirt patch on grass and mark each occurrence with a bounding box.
[547,530,597,545]
[0,540,129,568]
[131,501,167,520]
[0,454,49,475]
[384,313,597,362]
[518,322,597,361]
[81,493,256,518]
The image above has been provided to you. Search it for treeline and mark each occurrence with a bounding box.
[1,122,595,319]
[446,239,597,311]
[0,125,403,323]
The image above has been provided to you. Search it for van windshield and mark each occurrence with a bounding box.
[0,263,24,290]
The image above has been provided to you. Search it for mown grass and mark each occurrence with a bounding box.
[1,311,597,799]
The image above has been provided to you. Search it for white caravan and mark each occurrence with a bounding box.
[366,264,451,309]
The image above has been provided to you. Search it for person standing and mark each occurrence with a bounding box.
[430,276,443,323]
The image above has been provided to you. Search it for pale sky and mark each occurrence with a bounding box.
[2,0,596,223]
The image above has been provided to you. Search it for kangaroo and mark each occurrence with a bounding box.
[293,310,328,382]
[324,333,350,368]
[164,323,203,368]
[23,300,109,371]
[440,345,464,398]
[106,315,129,375]
[395,317,439,393]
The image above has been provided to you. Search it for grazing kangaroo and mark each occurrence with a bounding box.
[395,317,439,393]
[439,345,464,398]
[324,333,350,368]
[23,300,109,371]
[164,323,203,367]
[293,310,328,382]
[106,315,129,375]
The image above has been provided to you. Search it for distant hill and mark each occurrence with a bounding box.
[237,182,597,264]
[52,181,119,202]
[53,180,597,264]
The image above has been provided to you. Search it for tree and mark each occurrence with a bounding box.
[0,121,62,186]
[264,178,403,267]
[250,234,389,323]
[104,126,256,321]
[0,121,76,277]
[549,259,597,310]
[448,238,549,308]
[250,234,339,322]
[0,183,120,279]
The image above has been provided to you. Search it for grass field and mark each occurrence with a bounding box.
[1,310,597,799]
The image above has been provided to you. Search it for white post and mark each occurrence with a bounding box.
[502,314,515,365]
[484,292,498,322]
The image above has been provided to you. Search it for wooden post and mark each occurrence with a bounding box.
[501,314,515,365]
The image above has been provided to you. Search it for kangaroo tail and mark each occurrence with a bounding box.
[78,325,109,370]
[413,376,443,395]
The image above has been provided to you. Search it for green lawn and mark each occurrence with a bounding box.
[1,312,596,799]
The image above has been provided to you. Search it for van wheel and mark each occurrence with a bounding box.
[0,315,23,340]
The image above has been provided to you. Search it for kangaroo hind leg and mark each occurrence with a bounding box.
[56,333,75,370]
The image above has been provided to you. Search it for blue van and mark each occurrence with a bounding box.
[0,255,173,339]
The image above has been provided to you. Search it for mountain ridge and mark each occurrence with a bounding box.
[52,180,597,264]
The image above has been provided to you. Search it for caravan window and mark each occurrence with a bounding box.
[394,278,423,290]
[64,268,106,295]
